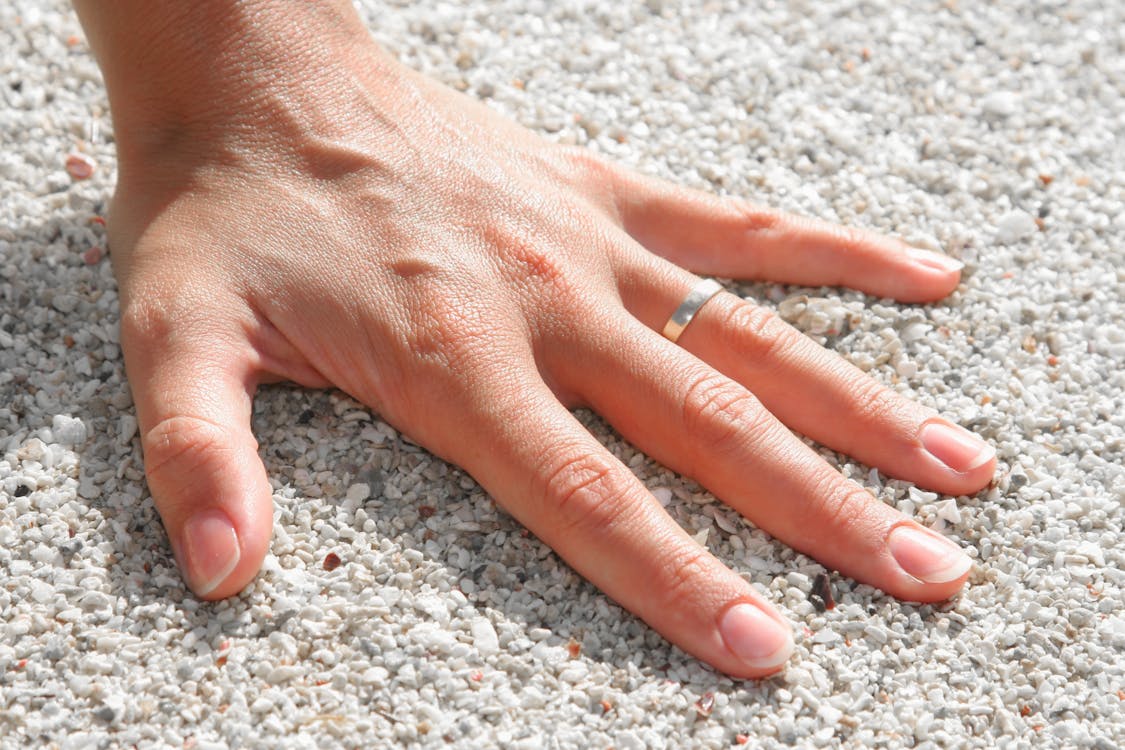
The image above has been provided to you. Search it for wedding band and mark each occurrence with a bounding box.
[662,278,724,343]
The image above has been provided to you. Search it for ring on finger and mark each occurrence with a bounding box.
[662,278,725,343]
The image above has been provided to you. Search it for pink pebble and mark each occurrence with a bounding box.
[83,246,104,265]
[66,153,96,180]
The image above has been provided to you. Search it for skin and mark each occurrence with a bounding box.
[72,0,995,678]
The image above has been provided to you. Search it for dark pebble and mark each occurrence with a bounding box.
[13,484,30,497]
[811,572,836,611]
[94,706,116,723]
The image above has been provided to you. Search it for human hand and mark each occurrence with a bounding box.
[79,0,995,678]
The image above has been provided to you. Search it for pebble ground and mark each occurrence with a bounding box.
[1,0,1122,748]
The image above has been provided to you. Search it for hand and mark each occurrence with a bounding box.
[84,0,994,678]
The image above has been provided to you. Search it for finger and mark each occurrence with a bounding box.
[618,262,995,497]
[551,313,975,603]
[423,364,795,678]
[609,170,962,303]
[120,294,274,600]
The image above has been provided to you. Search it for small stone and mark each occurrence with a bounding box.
[51,293,79,314]
[810,572,836,611]
[65,152,96,180]
[864,625,889,644]
[900,320,932,343]
[694,692,714,718]
[118,414,138,445]
[818,704,843,725]
[265,666,303,684]
[345,483,371,503]
[812,629,841,644]
[613,731,646,750]
[52,414,88,445]
[935,499,962,525]
[471,617,499,655]
[995,210,1037,244]
[93,705,116,723]
[980,91,1020,119]
[360,666,389,686]
[82,246,104,265]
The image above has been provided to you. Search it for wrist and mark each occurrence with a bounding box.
[74,0,392,164]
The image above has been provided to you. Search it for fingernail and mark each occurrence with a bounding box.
[719,603,794,671]
[920,421,995,473]
[888,524,973,584]
[178,508,241,597]
[905,247,964,273]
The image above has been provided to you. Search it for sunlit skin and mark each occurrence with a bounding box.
[73,0,995,678]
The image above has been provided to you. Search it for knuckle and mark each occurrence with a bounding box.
[556,144,616,185]
[832,223,874,253]
[680,371,770,462]
[403,295,498,374]
[142,415,237,484]
[729,198,782,234]
[721,302,797,364]
[538,450,633,536]
[118,283,221,350]
[809,478,877,541]
[477,222,589,319]
[650,547,715,613]
[553,145,623,215]
[503,235,571,292]
[849,377,901,426]
[118,295,177,349]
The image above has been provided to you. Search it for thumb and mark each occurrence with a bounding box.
[122,306,273,600]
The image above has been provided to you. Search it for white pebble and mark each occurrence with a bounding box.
[980,91,1020,119]
[345,483,371,503]
[812,629,841,644]
[471,617,499,655]
[265,666,302,684]
[995,210,1037,244]
[935,499,962,524]
[118,414,138,446]
[51,415,87,446]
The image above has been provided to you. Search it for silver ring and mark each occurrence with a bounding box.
[662,278,724,343]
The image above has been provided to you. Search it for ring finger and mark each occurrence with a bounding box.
[615,253,996,498]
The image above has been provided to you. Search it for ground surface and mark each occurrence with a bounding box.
[1,1,1122,748]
